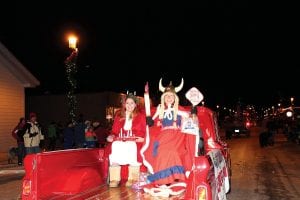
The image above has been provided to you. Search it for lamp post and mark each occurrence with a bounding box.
[216,105,220,119]
[290,97,294,106]
[65,35,78,124]
[290,97,295,121]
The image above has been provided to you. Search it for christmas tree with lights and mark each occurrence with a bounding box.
[65,49,78,124]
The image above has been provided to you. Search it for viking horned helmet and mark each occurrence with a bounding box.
[159,78,184,93]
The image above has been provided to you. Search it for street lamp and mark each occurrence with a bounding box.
[68,36,77,50]
[65,35,79,124]
[216,105,220,118]
[291,97,294,106]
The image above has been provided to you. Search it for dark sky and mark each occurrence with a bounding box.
[0,5,299,108]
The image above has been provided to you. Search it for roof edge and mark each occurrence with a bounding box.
[0,41,40,88]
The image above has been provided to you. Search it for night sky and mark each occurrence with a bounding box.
[0,5,298,108]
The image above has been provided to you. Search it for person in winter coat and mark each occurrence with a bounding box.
[23,112,44,154]
[12,117,26,165]
[47,121,57,151]
[63,121,75,149]
[85,126,97,148]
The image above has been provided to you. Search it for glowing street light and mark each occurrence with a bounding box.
[291,97,294,106]
[68,36,77,50]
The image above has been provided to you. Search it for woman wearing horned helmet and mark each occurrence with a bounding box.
[141,78,191,196]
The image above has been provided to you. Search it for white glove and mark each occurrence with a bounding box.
[107,135,114,142]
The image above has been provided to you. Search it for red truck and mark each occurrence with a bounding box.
[21,106,231,200]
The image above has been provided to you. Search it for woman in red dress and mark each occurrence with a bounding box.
[142,78,193,197]
[105,93,146,187]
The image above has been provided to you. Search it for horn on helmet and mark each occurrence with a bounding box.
[159,78,165,92]
[175,78,184,93]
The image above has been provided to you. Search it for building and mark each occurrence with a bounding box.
[26,92,145,130]
[0,42,39,152]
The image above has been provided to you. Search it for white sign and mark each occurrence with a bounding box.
[208,149,229,200]
[185,87,204,106]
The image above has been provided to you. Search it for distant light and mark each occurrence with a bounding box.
[286,111,293,118]
[246,121,250,127]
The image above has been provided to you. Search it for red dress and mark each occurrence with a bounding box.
[141,106,194,185]
[104,110,146,184]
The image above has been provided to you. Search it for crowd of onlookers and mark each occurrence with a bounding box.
[11,112,111,166]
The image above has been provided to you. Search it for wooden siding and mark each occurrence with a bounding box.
[0,64,25,152]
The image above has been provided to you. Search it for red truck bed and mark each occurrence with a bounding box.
[21,106,230,200]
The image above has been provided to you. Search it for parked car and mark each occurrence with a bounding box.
[225,118,250,139]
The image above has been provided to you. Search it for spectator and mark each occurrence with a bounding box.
[23,112,44,155]
[74,114,86,148]
[11,117,26,165]
[47,121,57,151]
[85,126,97,148]
[93,121,110,148]
[63,121,75,149]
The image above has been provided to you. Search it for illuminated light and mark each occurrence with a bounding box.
[286,111,293,118]
[22,180,31,195]
[246,121,251,127]
[197,186,207,200]
[68,36,77,49]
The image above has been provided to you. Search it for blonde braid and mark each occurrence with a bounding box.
[173,95,179,122]
[159,93,165,120]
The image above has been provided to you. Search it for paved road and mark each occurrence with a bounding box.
[226,127,300,200]
[0,165,24,200]
[1,126,300,200]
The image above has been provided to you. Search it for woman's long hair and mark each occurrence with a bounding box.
[158,92,179,121]
[116,94,139,120]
